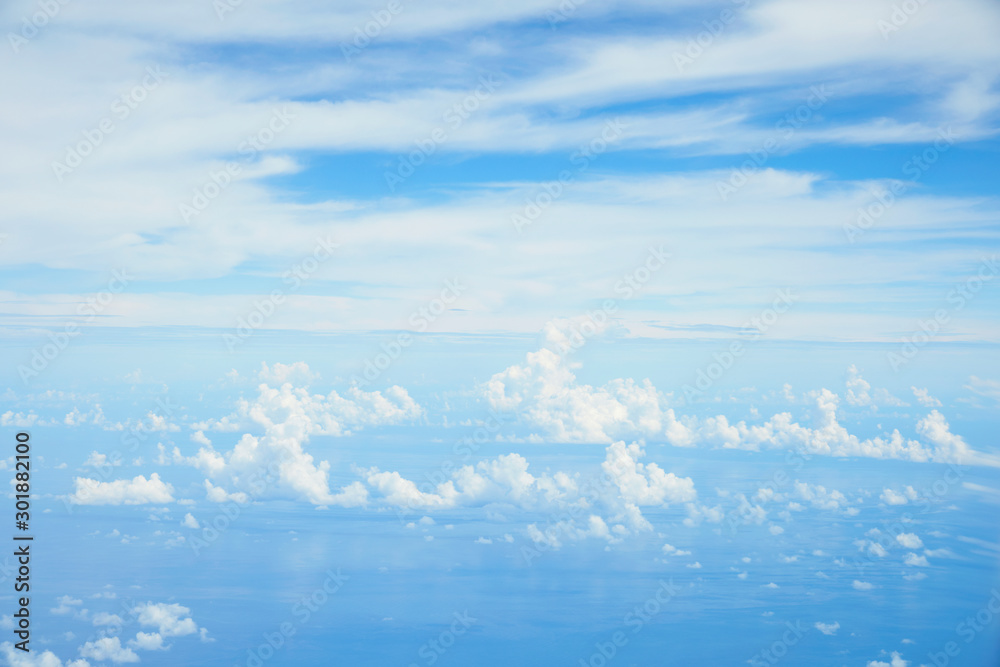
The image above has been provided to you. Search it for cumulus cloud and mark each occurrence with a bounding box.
[83,452,120,469]
[181,513,200,529]
[815,621,840,635]
[896,533,923,549]
[793,481,849,510]
[174,368,420,504]
[880,486,918,505]
[478,338,995,466]
[127,632,167,651]
[602,441,696,506]
[0,642,89,666]
[852,580,874,590]
[132,602,207,640]
[845,366,907,410]
[79,637,138,663]
[69,474,174,505]
[661,544,692,557]
[362,440,691,547]
[867,651,908,667]
[92,612,122,627]
[480,328,676,444]
[257,361,318,386]
[51,596,84,615]
[911,387,942,407]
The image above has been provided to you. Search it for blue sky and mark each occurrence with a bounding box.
[2,0,1000,665]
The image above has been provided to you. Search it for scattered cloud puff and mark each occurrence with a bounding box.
[128,632,167,651]
[662,544,692,557]
[815,621,840,635]
[846,366,907,410]
[853,580,874,591]
[896,533,923,549]
[867,651,908,667]
[69,474,174,506]
[133,602,208,640]
[256,361,318,386]
[181,513,200,529]
[79,637,138,663]
[881,486,919,505]
[0,642,90,666]
[912,387,942,408]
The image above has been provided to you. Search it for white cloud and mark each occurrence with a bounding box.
[845,366,906,410]
[814,621,840,635]
[793,481,849,510]
[51,596,85,616]
[602,442,696,506]
[181,513,200,529]
[896,533,923,549]
[83,451,120,469]
[69,474,174,505]
[256,361,318,386]
[867,651,908,667]
[127,632,166,651]
[911,387,942,407]
[92,612,122,627]
[0,412,39,428]
[965,376,1000,404]
[478,338,995,466]
[132,602,206,639]
[903,552,930,567]
[177,370,420,505]
[0,642,88,666]
[852,580,874,590]
[79,637,139,663]
[880,486,919,505]
[661,544,692,557]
